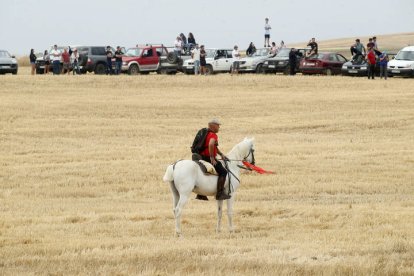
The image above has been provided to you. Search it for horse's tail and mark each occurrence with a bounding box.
[163,164,174,182]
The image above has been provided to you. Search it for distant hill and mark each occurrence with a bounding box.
[291,32,414,58]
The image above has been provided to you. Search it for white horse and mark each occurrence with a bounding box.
[163,138,255,236]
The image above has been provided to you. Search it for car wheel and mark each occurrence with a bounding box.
[283,66,290,75]
[326,68,333,76]
[205,65,213,75]
[128,64,139,75]
[12,70,18,75]
[256,64,265,74]
[167,52,179,64]
[94,63,106,75]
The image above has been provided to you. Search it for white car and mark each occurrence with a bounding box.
[182,48,233,74]
[238,48,272,73]
[388,46,414,77]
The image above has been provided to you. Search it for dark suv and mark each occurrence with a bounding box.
[262,48,308,74]
[75,46,118,74]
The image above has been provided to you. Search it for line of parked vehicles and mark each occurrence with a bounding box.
[1,45,414,77]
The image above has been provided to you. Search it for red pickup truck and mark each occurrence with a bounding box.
[121,45,179,75]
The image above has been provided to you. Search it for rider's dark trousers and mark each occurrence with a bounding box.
[201,155,227,177]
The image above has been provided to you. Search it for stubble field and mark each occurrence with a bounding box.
[1,68,413,275]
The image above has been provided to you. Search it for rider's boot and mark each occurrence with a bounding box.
[195,194,208,201]
[216,175,231,200]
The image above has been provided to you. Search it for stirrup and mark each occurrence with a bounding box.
[216,193,231,200]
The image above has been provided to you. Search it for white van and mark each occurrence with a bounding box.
[388,46,414,77]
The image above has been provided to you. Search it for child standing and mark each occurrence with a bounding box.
[379,52,388,80]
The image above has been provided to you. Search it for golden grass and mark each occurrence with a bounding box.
[1,67,413,275]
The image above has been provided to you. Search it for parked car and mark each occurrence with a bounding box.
[121,45,179,75]
[0,50,18,75]
[238,48,272,73]
[300,52,348,75]
[341,52,396,77]
[388,46,414,77]
[76,46,119,74]
[261,48,308,74]
[181,48,233,74]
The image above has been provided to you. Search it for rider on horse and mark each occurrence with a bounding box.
[195,119,231,201]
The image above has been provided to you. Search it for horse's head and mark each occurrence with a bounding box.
[242,137,255,165]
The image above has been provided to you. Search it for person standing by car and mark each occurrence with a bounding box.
[231,45,241,75]
[61,48,70,75]
[70,48,80,75]
[264,18,271,47]
[367,47,376,80]
[106,46,114,75]
[199,45,207,75]
[29,49,37,75]
[379,51,388,80]
[114,46,123,75]
[191,44,201,75]
[43,50,50,74]
[50,45,61,75]
[289,48,297,75]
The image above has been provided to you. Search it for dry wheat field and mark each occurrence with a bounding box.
[1,68,413,275]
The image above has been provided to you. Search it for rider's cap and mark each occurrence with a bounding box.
[209,118,221,125]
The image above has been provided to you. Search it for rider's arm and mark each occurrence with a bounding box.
[209,138,217,163]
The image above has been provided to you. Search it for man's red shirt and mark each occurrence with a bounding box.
[201,131,218,157]
[367,51,376,64]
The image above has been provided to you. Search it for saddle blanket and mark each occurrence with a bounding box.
[197,160,218,175]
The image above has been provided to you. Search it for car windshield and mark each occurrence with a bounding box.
[205,49,215,58]
[253,48,270,57]
[0,51,11,58]
[125,48,143,57]
[395,51,414,61]
[276,48,290,57]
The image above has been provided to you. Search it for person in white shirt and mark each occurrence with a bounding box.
[174,36,182,56]
[231,45,241,75]
[70,48,80,75]
[50,44,61,75]
[191,44,201,75]
[264,18,271,47]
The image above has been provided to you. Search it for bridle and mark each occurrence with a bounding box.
[243,148,255,165]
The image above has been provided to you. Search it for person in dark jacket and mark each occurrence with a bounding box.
[29,49,37,75]
[289,48,297,75]
[188,32,196,49]
[246,42,257,56]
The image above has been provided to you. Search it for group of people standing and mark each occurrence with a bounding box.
[29,45,81,75]
[351,36,388,79]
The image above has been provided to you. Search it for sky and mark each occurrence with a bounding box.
[1,0,414,56]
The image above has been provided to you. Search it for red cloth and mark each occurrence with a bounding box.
[242,161,275,174]
[200,132,218,157]
[62,52,70,63]
[367,51,376,64]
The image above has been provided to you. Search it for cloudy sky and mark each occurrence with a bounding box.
[1,0,414,55]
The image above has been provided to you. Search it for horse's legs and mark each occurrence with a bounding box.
[216,200,223,233]
[227,196,235,233]
[174,194,189,236]
[169,181,179,215]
